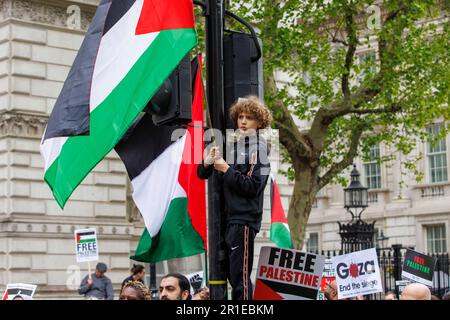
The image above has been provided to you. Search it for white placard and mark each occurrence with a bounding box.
[74,228,99,263]
[2,283,37,300]
[332,248,383,299]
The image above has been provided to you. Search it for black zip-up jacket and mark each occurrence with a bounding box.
[197,135,270,232]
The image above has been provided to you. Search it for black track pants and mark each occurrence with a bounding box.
[225,223,256,300]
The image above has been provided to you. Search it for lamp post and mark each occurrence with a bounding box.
[338,164,376,253]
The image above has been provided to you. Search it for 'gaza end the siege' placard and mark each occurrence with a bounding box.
[332,248,383,299]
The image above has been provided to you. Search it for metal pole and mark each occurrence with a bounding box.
[150,263,156,296]
[147,262,158,300]
[392,244,402,297]
[205,0,228,300]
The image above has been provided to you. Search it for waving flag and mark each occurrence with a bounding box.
[270,175,293,249]
[115,56,206,263]
[40,0,197,208]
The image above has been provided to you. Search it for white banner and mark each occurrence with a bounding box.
[332,248,383,299]
[2,283,37,300]
[74,228,99,263]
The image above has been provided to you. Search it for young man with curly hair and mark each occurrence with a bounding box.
[198,95,272,300]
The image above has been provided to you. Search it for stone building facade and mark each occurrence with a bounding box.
[302,134,450,251]
[0,0,447,299]
[0,0,269,299]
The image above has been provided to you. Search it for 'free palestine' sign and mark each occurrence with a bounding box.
[402,249,436,287]
[74,228,99,263]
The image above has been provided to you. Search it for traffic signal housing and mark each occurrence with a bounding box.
[146,54,192,126]
[224,31,263,129]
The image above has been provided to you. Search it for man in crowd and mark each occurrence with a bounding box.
[384,291,398,300]
[159,273,191,300]
[400,283,431,300]
[324,280,339,300]
[78,262,114,300]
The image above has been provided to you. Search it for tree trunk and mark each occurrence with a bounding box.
[287,162,319,250]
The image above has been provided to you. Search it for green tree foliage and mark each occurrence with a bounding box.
[225,0,449,248]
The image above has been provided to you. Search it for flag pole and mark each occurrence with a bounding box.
[88,261,92,280]
[198,53,218,150]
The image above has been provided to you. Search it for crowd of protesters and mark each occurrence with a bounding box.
[76,262,209,300]
[5,261,448,300]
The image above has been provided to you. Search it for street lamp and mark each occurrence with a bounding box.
[344,164,368,221]
[339,164,375,253]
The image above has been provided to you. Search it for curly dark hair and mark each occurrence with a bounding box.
[229,95,272,129]
[121,280,151,300]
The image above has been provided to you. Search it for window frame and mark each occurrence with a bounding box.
[425,224,448,254]
[356,50,378,82]
[426,123,448,184]
[306,232,320,253]
[363,143,382,190]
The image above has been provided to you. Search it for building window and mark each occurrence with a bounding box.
[357,51,377,81]
[426,224,447,254]
[363,144,382,189]
[427,124,448,183]
[306,232,319,253]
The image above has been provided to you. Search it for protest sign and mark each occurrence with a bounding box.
[254,246,325,300]
[402,249,436,287]
[2,283,37,300]
[396,280,412,296]
[185,271,204,294]
[332,248,383,299]
[74,228,98,263]
[317,259,336,300]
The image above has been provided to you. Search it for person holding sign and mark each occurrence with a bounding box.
[78,262,114,300]
[197,96,272,300]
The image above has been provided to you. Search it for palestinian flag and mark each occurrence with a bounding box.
[270,175,293,249]
[40,0,197,208]
[76,231,96,244]
[115,56,206,263]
